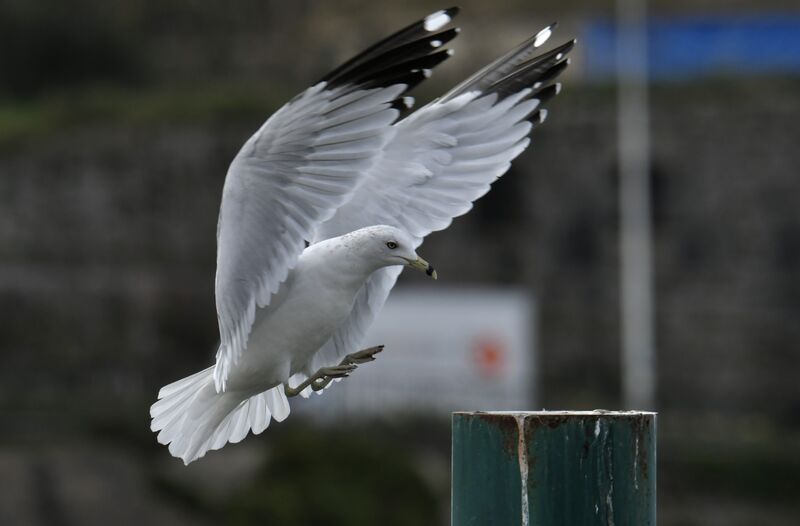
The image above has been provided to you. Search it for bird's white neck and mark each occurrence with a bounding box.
[300,236,388,292]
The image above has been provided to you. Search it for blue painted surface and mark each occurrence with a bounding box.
[583,14,800,80]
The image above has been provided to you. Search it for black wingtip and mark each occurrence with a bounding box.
[531,58,569,88]
[440,6,461,19]
[441,21,572,102]
[480,37,575,101]
[532,83,560,106]
[390,96,415,112]
[423,7,460,32]
[320,8,460,90]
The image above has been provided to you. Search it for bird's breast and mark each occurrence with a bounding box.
[237,261,366,381]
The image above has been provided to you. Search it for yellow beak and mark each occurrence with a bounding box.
[407,256,438,280]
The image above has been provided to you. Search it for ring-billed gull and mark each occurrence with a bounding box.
[150,6,575,464]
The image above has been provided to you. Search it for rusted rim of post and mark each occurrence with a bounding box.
[453,410,657,417]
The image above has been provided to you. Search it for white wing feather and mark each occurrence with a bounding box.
[212,7,462,393]
[307,88,546,375]
[304,29,575,377]
[213,82,406,391]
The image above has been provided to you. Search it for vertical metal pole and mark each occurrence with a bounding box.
[452,411,656,526]
[617,0,656,410]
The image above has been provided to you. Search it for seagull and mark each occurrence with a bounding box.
[150,6,574,464]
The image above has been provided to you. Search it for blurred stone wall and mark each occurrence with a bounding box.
[424,78,800,420]
[1,78,798,429]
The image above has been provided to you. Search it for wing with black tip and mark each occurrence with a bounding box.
[213,8,460,391]
[304,25,575,386]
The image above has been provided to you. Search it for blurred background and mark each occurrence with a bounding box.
[1,0,799,524]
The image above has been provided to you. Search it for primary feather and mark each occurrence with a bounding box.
[308,25,575,385]
[213,8,462,393]
[151,7,575,463]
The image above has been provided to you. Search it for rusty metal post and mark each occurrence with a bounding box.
[452,411,656,525]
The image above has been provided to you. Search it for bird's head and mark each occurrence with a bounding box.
[352,225,437,279]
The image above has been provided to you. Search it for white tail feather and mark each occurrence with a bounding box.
[150,368,292,464]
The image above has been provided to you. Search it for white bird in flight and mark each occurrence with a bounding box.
[151,6,574,464]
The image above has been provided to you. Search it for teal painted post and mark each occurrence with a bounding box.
[452,411,656,525]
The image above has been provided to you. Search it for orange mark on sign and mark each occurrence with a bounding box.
[473,336,506,377]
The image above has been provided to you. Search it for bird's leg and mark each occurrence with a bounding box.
[310,376,334,392]
[283,364,356,397]
[283,345,386,397]
[308,345,385,391]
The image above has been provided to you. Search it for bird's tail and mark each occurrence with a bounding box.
[150,366,291,464]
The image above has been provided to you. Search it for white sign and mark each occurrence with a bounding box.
[296,287,536,419]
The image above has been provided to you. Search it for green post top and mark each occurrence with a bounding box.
[452,410,656,526]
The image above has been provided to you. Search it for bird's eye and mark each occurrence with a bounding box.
[386,241,398,249]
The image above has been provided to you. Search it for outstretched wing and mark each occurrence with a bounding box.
[214,8,460,391]
[302,26,575,385]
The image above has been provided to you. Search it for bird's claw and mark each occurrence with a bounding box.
[286,346,386,396]
[319,364,357,379]
[344,345,385,365]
